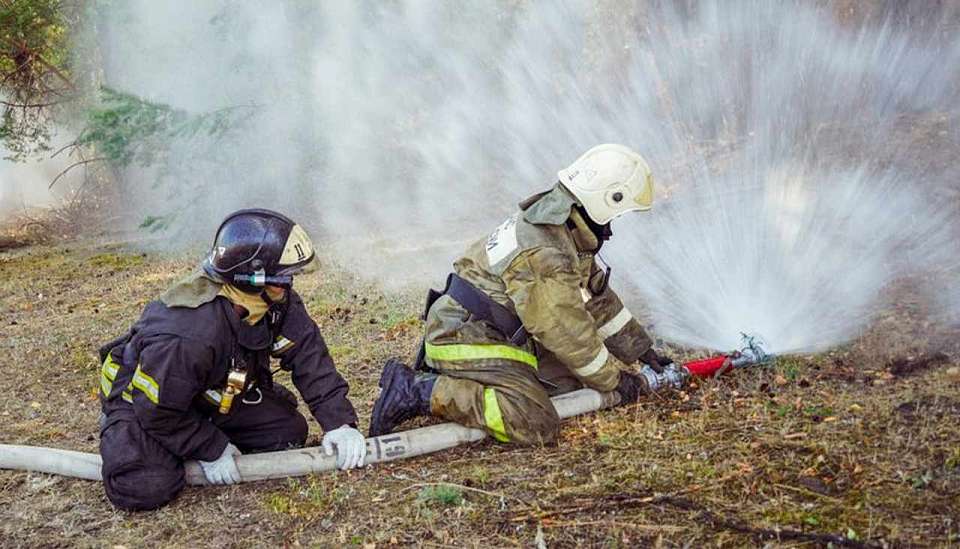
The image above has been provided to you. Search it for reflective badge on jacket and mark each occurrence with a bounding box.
[271,335,295,356]
[486,214,519,266]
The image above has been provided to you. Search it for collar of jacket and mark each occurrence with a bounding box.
[160,269,271,350]
[567,208,600,252]
[160,269,272,349]
[520,183,577,226]
[520,184,599,252]
[160,269,223,308]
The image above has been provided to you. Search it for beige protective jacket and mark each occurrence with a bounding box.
[451,185,653,392]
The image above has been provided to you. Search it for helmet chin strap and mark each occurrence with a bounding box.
[573,205,614,243]
[232,270,294,288]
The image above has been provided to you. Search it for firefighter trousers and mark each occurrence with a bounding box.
[99,384,308,511]
[424,296,560,445]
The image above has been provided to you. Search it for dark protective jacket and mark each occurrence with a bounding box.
[99,276,357,462]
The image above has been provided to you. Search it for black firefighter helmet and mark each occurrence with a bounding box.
[203,208,316,293]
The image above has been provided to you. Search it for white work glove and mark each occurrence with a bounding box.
[321,425,366,470]
[199,442,242,485]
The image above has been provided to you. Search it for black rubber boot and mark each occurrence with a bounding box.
[368,358,435,437]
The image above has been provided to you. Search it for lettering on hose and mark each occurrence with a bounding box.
[378,435,407,459]
[486,214,518,266]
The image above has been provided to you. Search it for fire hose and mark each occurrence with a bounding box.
[0,337,771,485]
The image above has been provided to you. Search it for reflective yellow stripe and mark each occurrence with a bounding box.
[100,354,120,395]
[100,374,113,396]
[131,365,160,403]
[121,391,133,403]
[597,308,632,339]
[483,387,510,442]
[574,346,609,377]
[102,355,120,380]
[425,342,538,369]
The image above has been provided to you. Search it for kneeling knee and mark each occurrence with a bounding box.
[286,413,309,447]
[500,406,560,446]
[104,467,184,511]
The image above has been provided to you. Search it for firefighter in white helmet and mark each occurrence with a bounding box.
[370,144,672,443]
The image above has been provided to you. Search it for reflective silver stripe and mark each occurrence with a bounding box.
[574,346,609,377]
[580,287,592,303]
[103,361,119,380]
[272,336,294,353]
[204,390,222,404]
[597,308,633,339]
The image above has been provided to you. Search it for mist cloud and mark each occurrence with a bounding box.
[95,1,960,351]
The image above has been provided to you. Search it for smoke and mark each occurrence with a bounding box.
[0,139,80,219]
[94,1,960,352]
[0,161,53,218]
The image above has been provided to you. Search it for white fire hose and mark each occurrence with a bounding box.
[0,388,620,485]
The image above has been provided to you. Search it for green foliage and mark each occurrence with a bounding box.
[802,405,833,418]
[263,475,347,517]
[0,0,76,159]
[416,485,464,508]
[76,87,251,167]
[946,448,960,469]
[909,470,934,490]
[776,356,805,380]
[467,465,489,487]
[138,214,175,233]
[0,104,52,159]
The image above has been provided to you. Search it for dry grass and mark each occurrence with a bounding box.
[1,241,958,548]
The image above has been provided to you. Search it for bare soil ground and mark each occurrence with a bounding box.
[0,239,958,548]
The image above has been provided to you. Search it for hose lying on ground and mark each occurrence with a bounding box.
[0,388,621,485]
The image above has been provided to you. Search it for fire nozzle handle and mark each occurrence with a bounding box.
[682,356,730,378]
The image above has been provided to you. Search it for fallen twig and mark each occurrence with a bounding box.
[773,482,842,503]
[539,519,685,533]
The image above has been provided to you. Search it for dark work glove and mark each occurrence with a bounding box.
[639,348,669,374]
[615,370,649,404]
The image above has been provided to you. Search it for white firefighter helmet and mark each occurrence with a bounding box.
[557,143,654,225]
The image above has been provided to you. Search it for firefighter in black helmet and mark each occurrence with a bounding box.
[203,209,316,291]
[97,209,365,511]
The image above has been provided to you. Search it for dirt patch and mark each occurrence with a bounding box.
[0,236,31,251]
[894,395,960,422]
[888,352,951,377]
